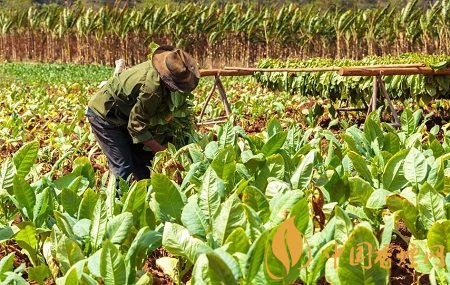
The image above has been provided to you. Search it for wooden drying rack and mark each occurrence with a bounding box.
[197,63,450,126]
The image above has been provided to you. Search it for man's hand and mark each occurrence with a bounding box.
[143,139,166,153]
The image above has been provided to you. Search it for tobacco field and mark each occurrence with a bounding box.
[0,0,450,66]
[1,61,450,285]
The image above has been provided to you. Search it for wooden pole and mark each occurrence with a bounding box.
[223,66,340,72]
[200,69,254,77]
[196,117,229,126]
[340,67,450,76]
[198,78,217,123]
[367,76,378,115]
[378,75,400,126]
[200,63,430,77]
[224,63,425,74]
[216,76,232,118]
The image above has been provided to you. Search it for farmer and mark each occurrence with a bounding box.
[85,46,200,184]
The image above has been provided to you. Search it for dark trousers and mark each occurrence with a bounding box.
[86,108,154,182]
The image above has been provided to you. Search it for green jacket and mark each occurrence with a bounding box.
[88,60,172,144]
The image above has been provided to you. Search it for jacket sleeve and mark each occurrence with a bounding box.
[127,88,162,144]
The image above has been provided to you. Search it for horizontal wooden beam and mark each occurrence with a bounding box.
[223,66,340,72]
[340,66,450,76]
[200,69,254,77]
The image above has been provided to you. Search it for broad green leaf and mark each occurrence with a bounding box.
[338,225,388,285]
[242,152,266,174]
[320,170,350,204]
[224,227,250,254]
[204,141,219,159]
[348,177,374,205]
[125,228,162,283]
[104,212,134,244]
[242,186,270,223]
[90,199,107,250]
[382,149,409,191]
[105,174,116,219]
[211,146,236,193]
[269,190,303,226]
[191,252,238,285]
[61,188,82,218]
[304,241,336,285]
[243,204,264,240]
[122,179,147,214]
[345,127,370,156]
[0,227,14,243]
[383,133,401,154]
[254,154,285,191]
[56,265,80,285]
[334,206,353,244]
[181,197,208,237]
[261,132,287,156]
[418,183,445,230]
[33,187,52,226]
[291,150,315,190]
[266,179,291,199]
[427,220,450,254]
[409,239,432,274]
[87,249,102,278]
[55,235,85,274]
[386,194,423,239]
[347,151,372,183]
[54,175,89,197]
[245,230,270,284]
[218,122,236,147]
[289,198,310,235]
[428,158,445,192]
[13,141,39,179]
[0,158,15,194]
[162,222,212,263]
[404,147,428,185]
[0,272,28,285]
[401,108,416,135]
[73,219,91,240]
[72,157,95,187]
[13,175,35,220]
[214,248,242,280]
[199,168,223,223]
[152,173,185,223]
[213,194,246,246]
[429,153,450,191]
[100,241,127,285]
[267,118,282,137]
[364,114,383,144]
[366,189,391,209]
[0,252,14,274]
[139,204,156,229]
[54,211,76,239]
[77,188,98,220]
[380,215,395,248]
[14,222,38,266]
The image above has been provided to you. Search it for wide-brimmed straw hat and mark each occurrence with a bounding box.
[152,46,200,93]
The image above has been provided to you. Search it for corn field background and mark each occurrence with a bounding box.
[0,0,449,67]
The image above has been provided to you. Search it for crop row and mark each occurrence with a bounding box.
[0,0,449,66]
[2,108,450,284]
